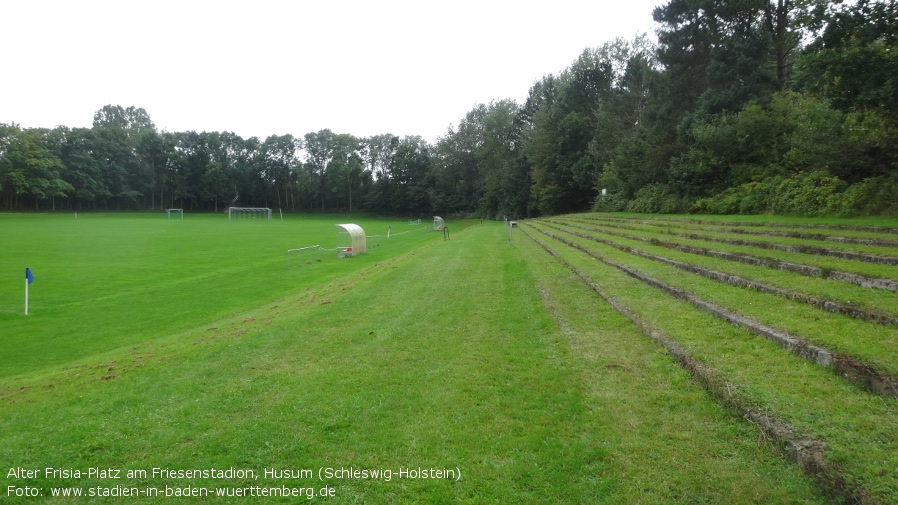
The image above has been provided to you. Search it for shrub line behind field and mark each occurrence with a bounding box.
[573,218,898,292]
[525,222,898,400]
[547,220,898,327]
[518,225,864,504]
[584,216,898,266]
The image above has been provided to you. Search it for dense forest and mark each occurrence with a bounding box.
[2,0,896,217]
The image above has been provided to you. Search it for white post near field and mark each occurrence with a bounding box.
[24,267,34,315]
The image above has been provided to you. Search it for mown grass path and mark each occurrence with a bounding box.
[0,219,826,503]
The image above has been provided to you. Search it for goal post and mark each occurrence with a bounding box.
[165,209,183,219]
[287,245,321,268]
[228,207,272,221]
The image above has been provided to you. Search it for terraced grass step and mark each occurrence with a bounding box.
[519,221,898,504]
[568,218,898,291]
[527,222,898,399]
[519,226,853,503]
[546,219,898,326]
[583,216,898,265]
[607,215,898,236]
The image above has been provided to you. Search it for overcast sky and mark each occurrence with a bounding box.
[2,0,661,144]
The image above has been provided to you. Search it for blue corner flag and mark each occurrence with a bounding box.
[25,267,34,284]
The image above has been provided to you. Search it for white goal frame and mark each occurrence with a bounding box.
[228,207,272,221]
[287,245,321,268]
[165,209,183,219]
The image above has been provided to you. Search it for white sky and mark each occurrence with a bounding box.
[2,0,661,144]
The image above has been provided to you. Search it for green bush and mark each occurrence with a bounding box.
[691,171,858,216]
[592,191,628,212]
[842,171,898,216]
[691,181,774,214]
[691,187,743,215]
[770,171,847,216]
[664,169,898,217]
[737,181,776,214]
[626,184,686,214]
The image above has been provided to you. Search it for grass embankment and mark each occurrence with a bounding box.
[522,214,898,503]
[535,220,898,377]
[576,213,898,327]
[583,216,898,280]
[558,217,898,316]
[1,216,824,503]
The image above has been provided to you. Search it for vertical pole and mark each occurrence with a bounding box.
[509,223,513,244]
[24,277,29,315]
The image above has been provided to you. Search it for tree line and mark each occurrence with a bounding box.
[2,0,896,217]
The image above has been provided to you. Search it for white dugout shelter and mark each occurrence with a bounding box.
[336,224,366,258]
[433,216,445,231]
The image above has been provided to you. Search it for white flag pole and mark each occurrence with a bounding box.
[25,276,29,316]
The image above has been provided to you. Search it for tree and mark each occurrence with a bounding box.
[797,0,898,121]
[327,134,366,212]
[765,0,808,90]
[363,134,399,213]
[389,136,432,214]
[202,162,229,212]
[433,107,486,216]
[46,126,106,210]
[261,134,301,210]
[0,126,72,210]
[654,0,778,125]
[587,37,659,198]
[91,105,158,209]
[477,100,529,219]
[303,129,335,211]
[525,45,632,214]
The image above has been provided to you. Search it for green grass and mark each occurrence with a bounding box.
[523,215,898,503]
[594,214,898,244]
[561,216,898,316]
[533,220,898,376]
[0,213,833,503]
[0,213,444,377]
[591,212,898,230]
[575,216,898,284]
[514,231,824,503]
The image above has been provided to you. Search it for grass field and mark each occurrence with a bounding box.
[1,211,895,503]
[0,213,440,377]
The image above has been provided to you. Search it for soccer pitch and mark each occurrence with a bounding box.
[0,213,439,377]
